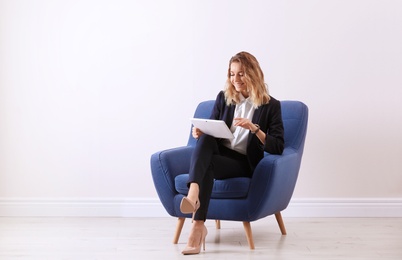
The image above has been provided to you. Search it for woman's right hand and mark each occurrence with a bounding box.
[192,127,203,139]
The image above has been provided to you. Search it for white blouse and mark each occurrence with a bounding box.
[222,94,256,155]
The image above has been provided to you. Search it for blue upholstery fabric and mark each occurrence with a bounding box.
[175,174,251,199]
[150,100,308,222]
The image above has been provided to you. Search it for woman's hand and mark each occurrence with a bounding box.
[233,117,254,130]
[192,127,204,139]
[234,117,266,144]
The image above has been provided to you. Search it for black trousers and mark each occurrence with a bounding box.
[187,134,252,221]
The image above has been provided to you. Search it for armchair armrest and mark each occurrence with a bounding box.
[247,148,302,220]
[150,146,194,216]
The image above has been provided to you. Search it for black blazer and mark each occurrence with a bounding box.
[210,91,284,171]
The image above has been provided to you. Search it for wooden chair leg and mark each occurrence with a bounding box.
[173,217,186,244]
[242,221,255,249]
[275,212,287,235]
[215,220,221,229]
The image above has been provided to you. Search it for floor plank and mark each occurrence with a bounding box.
[0,217,401,259]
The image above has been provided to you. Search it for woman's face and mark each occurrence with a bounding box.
[230,62,248,97]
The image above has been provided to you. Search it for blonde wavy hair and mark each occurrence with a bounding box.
[224,51,270,108]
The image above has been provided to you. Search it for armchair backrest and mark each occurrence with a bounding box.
[187,100,215,147]
[280,101,308,153]
[187,100,308,154]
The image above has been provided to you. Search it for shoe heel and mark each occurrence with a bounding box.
[202,226,207,251]
[180,197,200,214]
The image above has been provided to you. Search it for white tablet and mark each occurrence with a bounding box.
[190,118,234,139]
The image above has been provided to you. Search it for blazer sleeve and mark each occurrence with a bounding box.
[209,91,234,127]
[210,92,223,120]
[263,99,284,155]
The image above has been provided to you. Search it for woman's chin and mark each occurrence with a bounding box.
[235,87,246,93]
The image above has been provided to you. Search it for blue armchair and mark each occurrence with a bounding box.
[150,100,308,249]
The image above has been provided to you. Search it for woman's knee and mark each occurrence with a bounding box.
[197,135,217,149]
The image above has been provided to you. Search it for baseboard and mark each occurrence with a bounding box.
[0,198,169,217]
[284,198,402,218]
[0,198,401,217]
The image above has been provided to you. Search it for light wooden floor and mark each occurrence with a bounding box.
[0,217,401,259]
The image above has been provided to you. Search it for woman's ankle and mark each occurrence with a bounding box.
[188,183,199,202]
[192,220,204,228]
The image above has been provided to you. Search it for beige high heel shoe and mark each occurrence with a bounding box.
[180,197,200,221]
[181,225,208,255]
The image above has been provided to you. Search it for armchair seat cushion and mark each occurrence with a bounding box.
[175,174,251,199]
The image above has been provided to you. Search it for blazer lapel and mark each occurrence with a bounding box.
[225,105,236,127]
[252,106,263,124]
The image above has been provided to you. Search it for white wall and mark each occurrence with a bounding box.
[1,0,401,215]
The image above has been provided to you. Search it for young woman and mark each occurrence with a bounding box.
[180,51,284,255]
